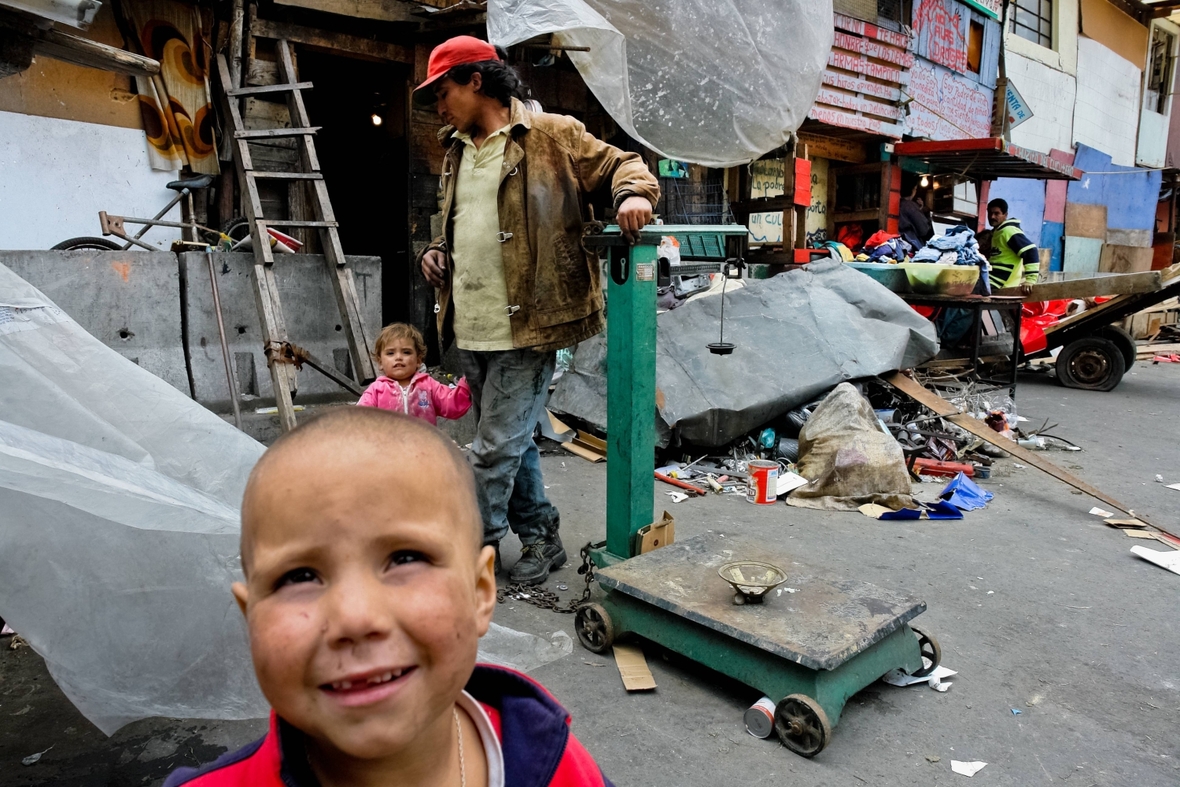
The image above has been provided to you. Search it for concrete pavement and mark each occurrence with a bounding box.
[3,362,1178,785]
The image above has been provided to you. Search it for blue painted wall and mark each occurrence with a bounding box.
[989,177,1046,246]
[1041,221,1065,271]
[1068,143,1161,232]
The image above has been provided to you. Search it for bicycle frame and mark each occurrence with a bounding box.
[98,185,218,251]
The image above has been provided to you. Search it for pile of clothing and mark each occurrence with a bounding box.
[860,230,911,263]
[912,225,987,268]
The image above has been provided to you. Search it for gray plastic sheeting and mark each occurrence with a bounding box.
[549,260,939,447]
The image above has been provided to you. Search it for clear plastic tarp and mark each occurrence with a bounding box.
[488,0,834,167]
[0,263,268,734]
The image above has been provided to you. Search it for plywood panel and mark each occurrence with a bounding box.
[1063,236,1103,274]
[1079,0,1149,68]
[1065,203,1108,240]
[1099,244,1154,274]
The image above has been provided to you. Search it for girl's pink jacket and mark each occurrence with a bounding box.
[356,372,471,424]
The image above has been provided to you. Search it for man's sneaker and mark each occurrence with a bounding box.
[508,536,567,585]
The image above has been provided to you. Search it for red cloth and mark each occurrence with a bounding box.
[863,230,898,251]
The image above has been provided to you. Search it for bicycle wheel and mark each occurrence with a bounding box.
[221,217,251,243]
[51,237,122,251]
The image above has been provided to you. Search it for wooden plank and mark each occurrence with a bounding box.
[274,0,418,23]
[1043,294,1137,336]
[821,71,903,102]
[996,271,1164,300]
[1099,245,1154,275]
[249,171,324,180]
[833,12,913,49]
[228,81,314,96]
[796,132,869,164]
[246,59,278,87]
[235,126,321,139]
[827,51,905,84]
[807,106,904,138]
[884,372,1174,537]
[258,219,339,228]
[815,88,903,120]
[32,27,160,77]
[833,31,915,68]
[251,15,411,62]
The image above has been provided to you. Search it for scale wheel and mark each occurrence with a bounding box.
[910,626,942,678]
[574,603,615,654]
[774,694,831,758]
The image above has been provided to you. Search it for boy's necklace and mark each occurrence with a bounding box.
[453,707,466,787]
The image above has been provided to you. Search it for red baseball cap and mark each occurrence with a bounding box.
[413,36,500,103]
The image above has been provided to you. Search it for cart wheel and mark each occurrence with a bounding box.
[1095,326,1136,371]
[574,603,615,654]
[1055,336,1126,391]
[51,237,122,251]
[910,626,942,678]
[774,694,831,758]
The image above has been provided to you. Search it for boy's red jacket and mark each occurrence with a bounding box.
[163,665,613,787]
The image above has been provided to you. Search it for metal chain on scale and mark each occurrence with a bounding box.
[496,541,602,614]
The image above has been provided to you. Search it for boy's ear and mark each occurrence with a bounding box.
[231,581,250,617]
[473,545,496,637]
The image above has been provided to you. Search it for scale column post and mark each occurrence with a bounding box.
[605,240,658,560]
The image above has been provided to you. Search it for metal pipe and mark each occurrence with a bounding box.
[207,251,243,430]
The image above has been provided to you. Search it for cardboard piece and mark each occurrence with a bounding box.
[613,644,657,691]
[551,415,606,463]
[1105,517,1148,529]
[1064,203,1107,240]
[1079,0,1149,68]
[541,409,576,443]
[1125,529,1159,539]
[636,511,676,554]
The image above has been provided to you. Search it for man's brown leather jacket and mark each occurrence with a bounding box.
[426,98,660,352]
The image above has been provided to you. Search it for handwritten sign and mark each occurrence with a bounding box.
[913,0,968,74]
[905,59,993,140]
[748,159,784,244]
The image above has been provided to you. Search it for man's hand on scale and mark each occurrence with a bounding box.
[617,195,653,243]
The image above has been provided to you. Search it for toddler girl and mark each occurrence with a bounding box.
[357,323,471,425]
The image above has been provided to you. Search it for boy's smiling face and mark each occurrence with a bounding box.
[234,417,495,762]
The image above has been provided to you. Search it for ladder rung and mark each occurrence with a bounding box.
[248,171,325,180]
[227,81,314,96]
[256,220,339,228]
[236,127,320,139]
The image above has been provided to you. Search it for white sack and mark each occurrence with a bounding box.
[0,263,267,734]
[488,0,833,167]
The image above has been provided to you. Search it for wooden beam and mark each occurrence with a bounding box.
[275,0,418,23]
[251,15,412,63]
[995,271,1164,300]
[884,372,1174,536]
[32,27,159,77]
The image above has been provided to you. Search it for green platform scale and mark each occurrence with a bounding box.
[575,226,941,758]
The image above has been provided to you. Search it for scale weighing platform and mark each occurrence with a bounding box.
[575,226,940,757]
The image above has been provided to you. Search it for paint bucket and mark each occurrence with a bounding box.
[746,460,779,505]
[744,696,776,738]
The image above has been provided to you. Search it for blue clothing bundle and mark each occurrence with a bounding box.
[911,225,988,268]
[867,237,910,263]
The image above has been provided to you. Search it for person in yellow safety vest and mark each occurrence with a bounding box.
[986,198,1040,295]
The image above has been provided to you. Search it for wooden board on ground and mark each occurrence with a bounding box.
[883,371,1176,541]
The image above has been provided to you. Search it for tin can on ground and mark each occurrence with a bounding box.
[744,696,776,738]
[746,460,779,505]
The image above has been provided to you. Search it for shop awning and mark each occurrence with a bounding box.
[893,138,1082,181]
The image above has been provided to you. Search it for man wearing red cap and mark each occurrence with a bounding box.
[417,36,659,585]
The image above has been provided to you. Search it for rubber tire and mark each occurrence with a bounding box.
[221,217,251,242]
[51,237,122,251]
[1055,336,1127,391]
[1095,325,1136,371]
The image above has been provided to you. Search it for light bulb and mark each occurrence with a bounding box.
[371,113,383,126]
[920,175,929,187]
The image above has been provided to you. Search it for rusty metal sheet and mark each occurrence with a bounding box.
[597,533,926,671]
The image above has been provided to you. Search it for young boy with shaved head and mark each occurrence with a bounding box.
[164,408,613,787]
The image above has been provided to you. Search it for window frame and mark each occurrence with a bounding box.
[1009,0,1053,50]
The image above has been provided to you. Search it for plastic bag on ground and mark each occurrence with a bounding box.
[787,383,913,512]
[487,0,833,167]
[0,263,267,734]
[939,472,994,511]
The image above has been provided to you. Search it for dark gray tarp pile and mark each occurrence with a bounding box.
[549,259,939,447]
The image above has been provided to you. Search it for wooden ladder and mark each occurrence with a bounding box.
[215,40,375,431]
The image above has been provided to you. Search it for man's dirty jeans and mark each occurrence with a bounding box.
[458,348,559,547]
